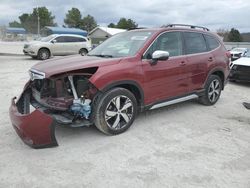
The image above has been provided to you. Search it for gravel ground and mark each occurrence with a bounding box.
[0,42,25,55]
[0,55,250,188]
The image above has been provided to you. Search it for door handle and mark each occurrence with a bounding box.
[208,57,213,62]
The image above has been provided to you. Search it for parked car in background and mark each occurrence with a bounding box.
[230,47,248,61]
[23,34,92,60]
[229,51,250,82]
[10,24,230,148]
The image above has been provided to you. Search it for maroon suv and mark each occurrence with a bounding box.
[9,24,230,148]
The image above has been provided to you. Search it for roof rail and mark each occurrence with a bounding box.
[128,27,147,31]
[164,24,209,31]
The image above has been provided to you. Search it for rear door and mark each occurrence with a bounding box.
[63,36,79,54]
[142,31,189,104]
[183,32,212,92]
[75,37,88,52]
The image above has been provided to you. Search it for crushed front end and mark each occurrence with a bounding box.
[9,68,99,148]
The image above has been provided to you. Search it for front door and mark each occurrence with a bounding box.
[142,31,189,105]
[50,36,67,55]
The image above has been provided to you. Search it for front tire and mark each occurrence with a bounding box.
[93,88,137,135]
[199,75,222,105]
[38,48,50,60]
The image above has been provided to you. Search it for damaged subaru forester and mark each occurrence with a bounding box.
[9,24,230,148]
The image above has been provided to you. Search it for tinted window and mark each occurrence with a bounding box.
[144,32,183,59]
[77,37,86,42]
[55,36,86,43]
[55,36,66,43]
[65,36,78,42]
[204,35,220,50]
[184,32,207,54]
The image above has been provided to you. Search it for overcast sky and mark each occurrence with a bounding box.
[0,0,249,32]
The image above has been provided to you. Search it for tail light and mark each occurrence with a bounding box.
[226,51,231,58]
[226,51,231,66]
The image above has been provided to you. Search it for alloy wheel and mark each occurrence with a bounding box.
[208,79,220,103]
[105,95,133,130]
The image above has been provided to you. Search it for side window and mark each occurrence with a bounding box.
[204,35,220,50]
[77,37,86,42]
[143,32,183,59]
[184,32,207,54]
[65,36,76,42]
[55,36,66,43]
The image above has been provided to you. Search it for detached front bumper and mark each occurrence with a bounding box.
[9,91,58,149]
[229,70,250,82]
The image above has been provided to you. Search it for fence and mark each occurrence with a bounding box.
[224,42,250,50]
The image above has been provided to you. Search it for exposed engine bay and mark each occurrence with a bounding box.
[29,73,99,127]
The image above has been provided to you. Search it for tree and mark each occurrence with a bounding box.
[34,7,56,29]
[216,28,229,41]
[9,21,22,28]
[80,14,97,32]
[116,18,138,29]
[108,23,116,28]
[64,8,82,28]
[11,7,56,33]
[227,28,242,42]
[19,13,30,31]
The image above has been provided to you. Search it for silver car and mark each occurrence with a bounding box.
[23,34,92,60]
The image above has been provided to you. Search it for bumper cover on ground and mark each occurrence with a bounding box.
[9,93,58,149]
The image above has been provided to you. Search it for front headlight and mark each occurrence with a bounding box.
[232,65,238,70]
[24,44,30,48]
[29,69,45,81]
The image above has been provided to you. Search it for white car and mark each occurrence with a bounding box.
[229,47,248,61]
[23,34,92,60]
[229,51,250,82]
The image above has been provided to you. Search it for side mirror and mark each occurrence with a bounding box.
[150,50,169,65]
[51,39,57,43]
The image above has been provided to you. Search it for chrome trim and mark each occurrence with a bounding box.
[29,69,45,81]
[150,94,198,110]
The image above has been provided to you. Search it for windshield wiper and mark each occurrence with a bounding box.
[88,54,113,58]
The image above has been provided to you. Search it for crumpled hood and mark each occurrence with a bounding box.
[232,57,250,66]
[31,55,121,77]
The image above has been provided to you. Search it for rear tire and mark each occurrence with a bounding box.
[38,48,50,60]
[79,48,88,56]
[199,75,222,106]
[93,88,137,135]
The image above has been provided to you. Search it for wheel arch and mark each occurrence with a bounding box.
[79,48,88,53]
[205,68,225,90]
[100,80,144,111]
[38,47,51,57]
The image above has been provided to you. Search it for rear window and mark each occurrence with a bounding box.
[204,35,220,50]
[184,32,207,54]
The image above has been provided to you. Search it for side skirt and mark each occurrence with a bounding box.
[143,91,205,111]
[150,94,199,110]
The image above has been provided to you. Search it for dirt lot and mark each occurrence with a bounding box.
[0,55,250,188]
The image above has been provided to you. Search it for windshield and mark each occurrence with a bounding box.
[244,51,250,57]
[40,35,56,42]
[88,31,154,58]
